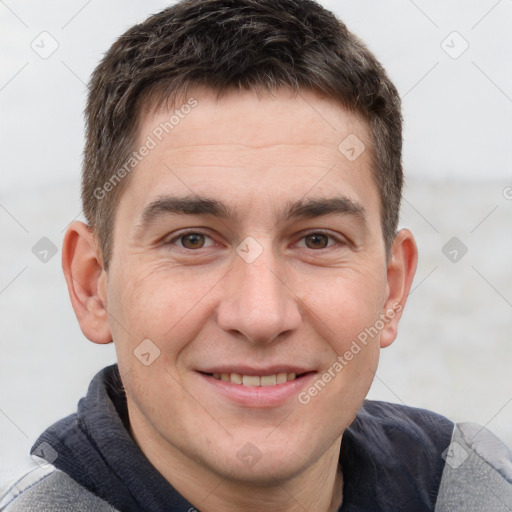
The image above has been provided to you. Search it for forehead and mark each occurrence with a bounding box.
[137,87,368,158]
[120,88,378,221]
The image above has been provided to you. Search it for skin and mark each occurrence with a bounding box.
[63,88,417,512]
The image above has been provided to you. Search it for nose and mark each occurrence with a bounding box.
[216,246,302,344]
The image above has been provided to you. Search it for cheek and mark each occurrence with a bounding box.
[299,266,387,349]
[296,317,381,432]
[293,265,385,412]
[107,260,223,362]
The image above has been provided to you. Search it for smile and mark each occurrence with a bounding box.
[198,369,315,407]
[209,372,299,386]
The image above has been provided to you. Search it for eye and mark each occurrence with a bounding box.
[170,232,215,250]
[296,232,342,250]
[304,233,331,249]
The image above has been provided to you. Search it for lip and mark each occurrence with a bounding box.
[199,365,311,376]
[197,370,317,408]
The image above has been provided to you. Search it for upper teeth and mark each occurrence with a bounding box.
[212,372,297,386]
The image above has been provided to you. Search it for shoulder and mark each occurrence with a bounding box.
[350,401,512,509]
[340,400,454,510]
[350,399,455,452]
[435,422,512,511]
[1,465,119,512]
[357,399,453,425]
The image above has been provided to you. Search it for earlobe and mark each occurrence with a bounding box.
[379,229,418,348]
[62,221,112,344]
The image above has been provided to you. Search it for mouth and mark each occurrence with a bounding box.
[196,369,315,407]
[202,371,306,387]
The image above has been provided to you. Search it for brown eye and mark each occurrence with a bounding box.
[180,233,206,249]
[304,233,330,249]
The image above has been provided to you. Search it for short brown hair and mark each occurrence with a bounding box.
[82,0,402,269]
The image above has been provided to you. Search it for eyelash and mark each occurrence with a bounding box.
[167,230,346,250]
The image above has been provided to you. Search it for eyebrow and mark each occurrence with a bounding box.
[139,196,233,224]
[135,194,366,234]
[283,197,366,223]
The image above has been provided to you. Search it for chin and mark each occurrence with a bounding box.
[197,426,323,485]
[213,448,311,486]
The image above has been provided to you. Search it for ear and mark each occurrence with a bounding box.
[379,228,418,348]
[62,221,112,344]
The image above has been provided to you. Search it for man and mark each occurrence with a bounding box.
[2,0,511,510]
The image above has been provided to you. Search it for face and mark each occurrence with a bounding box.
[94,88,408,486]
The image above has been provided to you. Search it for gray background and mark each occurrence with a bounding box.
[1,0,511,490]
